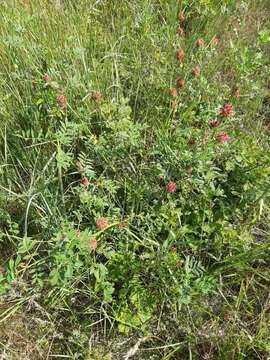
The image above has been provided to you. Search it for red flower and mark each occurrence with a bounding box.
[216,132,229,143]
[81,177,90,187]
[210,119,220,128]
[56,95,67,108]
[177,11,186,22]
[43,73,50,82]
[220,103,233,117]
[176,48,185,61]
[76,228,81,237]
[176,26,185,36]
[196,38,205,47]
[169,87,177,97]
[192,67,200,77]
[177,78,185,88]
[89,238,97,251]
[166,181,177,193]
[95,217,108,230]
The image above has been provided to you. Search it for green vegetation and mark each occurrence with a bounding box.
[0,0,270,358]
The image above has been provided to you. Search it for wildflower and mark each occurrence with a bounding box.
[43,73,50,82]
[169,87,177,97]
[56,94,67,108]
[95,217,108,230]
[166,181,177,193]
[92,91,103,101]
[81,177,90,187]
[210,119,220,128]
[196,38,205,47]
[76,228,81,237]
[216,131,229,143]
[177,11,185,22]
[192,67,200,77]
[220,103,233,117]
[89,238,97,251]
[176,26,185,36]
[176,48,185,61]
[177,78,185,88]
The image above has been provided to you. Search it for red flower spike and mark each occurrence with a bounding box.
[89,238,97,251]
[95,217,108,230]
[220,103,233,117]
[56,95,67,108]
[169,87,177,97]
[177,78,185,88]
[216,131,229,143]
[166,181,177,193]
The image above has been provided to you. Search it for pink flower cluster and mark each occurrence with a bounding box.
[220,103,233,117]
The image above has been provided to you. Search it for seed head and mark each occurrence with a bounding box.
[56,95,67,108]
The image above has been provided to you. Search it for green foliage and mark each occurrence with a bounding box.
[0,0,270,359]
